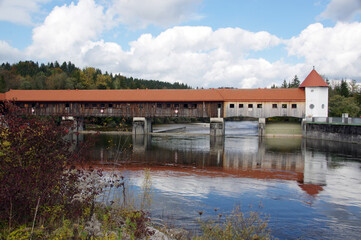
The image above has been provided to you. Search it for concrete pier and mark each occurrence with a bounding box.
[210,118,225,136]
[132,117,152,135]
[258,118,266,137]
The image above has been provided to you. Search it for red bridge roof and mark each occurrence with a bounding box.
[2,88,305,102]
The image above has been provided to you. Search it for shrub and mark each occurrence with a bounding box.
[0,102,88,229]
[195,205,273,240]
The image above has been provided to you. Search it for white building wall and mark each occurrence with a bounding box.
[305,87,328,118]
[224,101,305,118]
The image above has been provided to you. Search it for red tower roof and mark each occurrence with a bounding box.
[299,69,328,88]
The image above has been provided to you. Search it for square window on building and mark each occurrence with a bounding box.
[109,104,113,108]
[248,104,253,108]
[239,104,244,108]
[166,104,171,108]
[218,104,222,108]
[92,103,97,108]
[192,104,197,108]
[272,104,277,108]
[257,104,262,108]
[139,104,143,109]
[184,104,188,108]
[65,103,70,108]
[175,104,179,108]
[157,103,162,108]
[230,104,235,108]
[282,104,287,108]
[292,104,297,109]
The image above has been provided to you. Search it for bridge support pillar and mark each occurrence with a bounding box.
[210,118,225,136]
[75,117,84,132]
[258,118,266,137]
[132,117,152,135]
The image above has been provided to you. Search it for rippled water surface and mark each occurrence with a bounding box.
[81,121,361,240]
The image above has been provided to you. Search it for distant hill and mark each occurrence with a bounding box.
[0,61,191,92]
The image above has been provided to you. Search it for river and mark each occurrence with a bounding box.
[79,121,361,240]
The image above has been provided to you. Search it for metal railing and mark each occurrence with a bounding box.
[309,116,361,125]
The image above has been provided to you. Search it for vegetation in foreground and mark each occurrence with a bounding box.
[0,102,273,239]
[195,206,272,240]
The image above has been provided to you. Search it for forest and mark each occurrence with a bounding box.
[0,61,190,92]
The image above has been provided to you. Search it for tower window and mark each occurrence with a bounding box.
[230,104,235,108]
[292,104,297,109]
[257,104,262,108]
[248,104,253,108]
[239,104,244,108]
[272,104,277,109]
[282,104,287,108]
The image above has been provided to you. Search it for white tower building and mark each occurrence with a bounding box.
[300,69,329,118]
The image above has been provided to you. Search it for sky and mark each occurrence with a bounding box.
[1,0,361,89]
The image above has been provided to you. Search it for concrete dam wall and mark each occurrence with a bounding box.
[303,123,361,144]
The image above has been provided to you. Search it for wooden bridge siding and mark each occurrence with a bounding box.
[16,101,223,118]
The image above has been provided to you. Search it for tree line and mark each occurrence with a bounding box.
[328,79,361,117]
[0,61,191,92]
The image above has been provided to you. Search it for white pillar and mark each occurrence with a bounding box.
[258,118,266,137]
[210,118,225,136]
[132,117,152,135]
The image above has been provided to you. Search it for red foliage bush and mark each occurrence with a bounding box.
[0,102,89,226]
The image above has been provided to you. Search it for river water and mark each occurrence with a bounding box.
[80,121,361,240]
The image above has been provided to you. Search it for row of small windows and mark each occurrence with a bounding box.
[229,103,297,109]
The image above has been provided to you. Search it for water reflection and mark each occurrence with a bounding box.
[80,122,361,240]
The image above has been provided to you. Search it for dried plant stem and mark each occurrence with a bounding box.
[31,197,41,238]
[8,199,12,230]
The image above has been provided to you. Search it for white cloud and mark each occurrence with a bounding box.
[109,0,203,28]
[320,0,361,21]
[0,41,23,63]
[26,0,111,63]
[287,22,361,79]
[0,0,49,25]
[110,26,285,88]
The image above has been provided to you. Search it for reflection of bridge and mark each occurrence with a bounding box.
[84,134,334,197]
[0,69,328,136]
